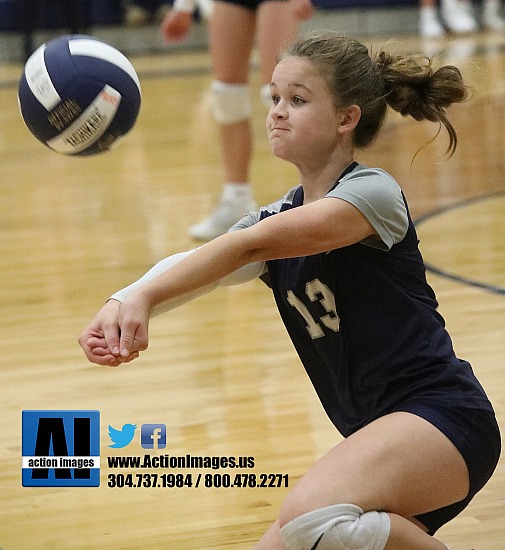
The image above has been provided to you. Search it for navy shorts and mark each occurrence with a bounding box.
[217,0,287,10]
[394,401,501,535]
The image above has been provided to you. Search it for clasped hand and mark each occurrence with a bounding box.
[78,296,150,367]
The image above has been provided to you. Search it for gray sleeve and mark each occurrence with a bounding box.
[326,167,408,250]
[226,191,298,284]
[229,210,261,231]
[225,210,266,283]
[228,186,298,232]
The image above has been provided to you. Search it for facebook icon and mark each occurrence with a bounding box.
[140,424,166,449]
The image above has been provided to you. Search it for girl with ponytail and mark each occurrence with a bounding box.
[80,33,500,550]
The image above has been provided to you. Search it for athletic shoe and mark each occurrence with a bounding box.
[441,0,478,33]
[189,197,257,241]
[483,0,505,29]
[420,6,446,37]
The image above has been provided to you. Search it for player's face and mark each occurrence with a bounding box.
[266,56,341,168]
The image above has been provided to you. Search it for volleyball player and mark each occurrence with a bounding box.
[161,0,313,241]
[79,33,500,549]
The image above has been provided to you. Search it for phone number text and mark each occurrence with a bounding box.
[107,472,289,489]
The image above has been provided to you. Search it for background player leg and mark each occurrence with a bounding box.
[256,0,302,101]
[189,0,308,240]
[189,1,257,240]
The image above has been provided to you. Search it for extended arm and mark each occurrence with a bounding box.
[110,249,265,317]
[79,197,375,366]
[78,247,265,366]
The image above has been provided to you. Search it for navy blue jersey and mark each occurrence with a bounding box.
[254,163,493,437]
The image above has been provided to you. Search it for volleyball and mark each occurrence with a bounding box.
[18,35,141,156]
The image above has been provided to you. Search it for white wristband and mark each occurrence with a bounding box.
[173,0,196,13]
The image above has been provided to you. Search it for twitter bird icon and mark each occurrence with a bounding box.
[108,424,137,448]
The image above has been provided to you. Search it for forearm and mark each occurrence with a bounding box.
[110,241,264,317]
[109,249,215,317]
[134,232,258,313]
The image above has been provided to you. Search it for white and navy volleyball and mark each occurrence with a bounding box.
[18,35,141,156]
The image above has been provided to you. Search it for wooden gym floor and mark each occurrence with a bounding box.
[0,29,504,550]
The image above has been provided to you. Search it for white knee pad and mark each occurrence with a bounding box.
[210,81,251,124]
[280,504,390,550]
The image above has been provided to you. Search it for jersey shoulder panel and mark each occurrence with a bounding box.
[327,165,408,250]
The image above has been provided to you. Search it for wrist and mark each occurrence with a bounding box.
[132,287,156,317]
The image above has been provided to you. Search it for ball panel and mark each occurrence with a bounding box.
[23,44,61,111]
[69,56,141,122]
[68,38,141,91]
[46,84,121,155]
[41,36,80,97]
[18,74,54,141]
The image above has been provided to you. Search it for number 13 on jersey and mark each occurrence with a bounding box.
[287,278,340,339]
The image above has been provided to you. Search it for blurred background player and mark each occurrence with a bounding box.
[161,0,314,240]
[419,0,505,37]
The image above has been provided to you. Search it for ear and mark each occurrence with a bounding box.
[337,104,361,135]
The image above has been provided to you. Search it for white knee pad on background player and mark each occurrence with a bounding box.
[210,80,251,124]
[280,504,390,550]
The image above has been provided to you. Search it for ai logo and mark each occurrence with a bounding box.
[22,410,100,487]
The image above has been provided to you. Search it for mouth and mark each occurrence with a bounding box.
[269,127,289,134]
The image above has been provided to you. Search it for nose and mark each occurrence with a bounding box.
[270,100,287,120]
